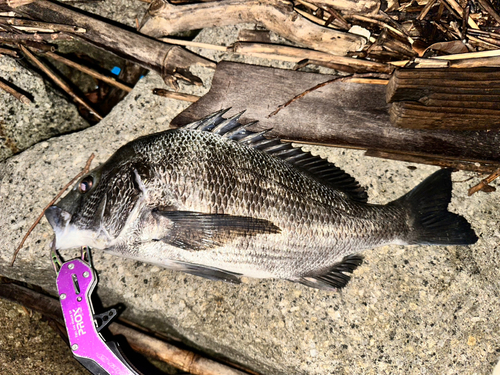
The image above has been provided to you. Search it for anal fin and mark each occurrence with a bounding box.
[296,254,363,291]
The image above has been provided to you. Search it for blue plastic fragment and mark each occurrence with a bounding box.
[111,66,121,75]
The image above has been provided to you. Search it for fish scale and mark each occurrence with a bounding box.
[45,110,477,290]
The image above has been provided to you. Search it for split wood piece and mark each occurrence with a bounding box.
[386,67,500,102]
[389,102,500,130]
[171,61,500,172]
[417,0,438,20]
[0,282,254,375]
[10,0,214,86]
[20,44,103,120]
[231,42,394,73]
[139,0,367,56]
[391,50,500,68]
[0,77,31,103]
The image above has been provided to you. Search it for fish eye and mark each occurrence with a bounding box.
[78,176,94,194]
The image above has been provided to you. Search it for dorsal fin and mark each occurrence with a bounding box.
[182,110,368,203]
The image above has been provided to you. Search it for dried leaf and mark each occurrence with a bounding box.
[425,40,469,55]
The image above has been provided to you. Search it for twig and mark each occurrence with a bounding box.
[268,73,386,118]
[477,0,500,24]
[391,49,500,67]
[43,51,133,92]
[5,0,37,7]
[109,324,251,375]
[158,37,228,52]
[0,31,73,42]
[19,44,103,120]
[468,168,500,196]
[417,0,438,20]
[10,153,95,266]
[231,42,394,73]
[0,47,18,56]
[0,18,86,33]
[442,0,479,29]
[0,78,31,104]
[152,88,200,102]
[345,14,414,44]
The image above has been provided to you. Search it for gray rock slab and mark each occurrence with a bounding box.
[0,56,90,162]
[1,68,500,374]
[72,0,148,29]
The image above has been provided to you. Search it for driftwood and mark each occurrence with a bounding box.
[139,0,368,55]
[172,62,500,173]
[387,68,500,130]
[8,0,214,85]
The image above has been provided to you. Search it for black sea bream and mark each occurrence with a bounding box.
[45,110,478,290]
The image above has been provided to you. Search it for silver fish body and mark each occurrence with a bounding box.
[45,111,477,289]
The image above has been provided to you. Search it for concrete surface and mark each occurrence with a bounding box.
[0,56,89,162]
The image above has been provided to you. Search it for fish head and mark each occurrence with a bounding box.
[45,145,146,251]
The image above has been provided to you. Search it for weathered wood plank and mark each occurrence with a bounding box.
[389,102,500,130]
[172,62,500,171]
[386,67,500,102]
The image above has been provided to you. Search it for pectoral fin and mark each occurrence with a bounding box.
[153,209,280,251]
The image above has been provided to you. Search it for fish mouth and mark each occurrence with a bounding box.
[45,205,110,250]
[45,206,71,231]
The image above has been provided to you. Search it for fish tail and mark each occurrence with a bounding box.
[395,169,478,245]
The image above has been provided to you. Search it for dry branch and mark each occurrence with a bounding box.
[0,77,31,103]
[468,168,500,195]
[8,0,214,85]
[140,0,367,56]
[0,17,86,33]
[20,44,103,119]
[231,42,394,73]
[153,88,200,102]
[109,324,250,375]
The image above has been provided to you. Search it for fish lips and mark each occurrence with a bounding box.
[45,206,71,232]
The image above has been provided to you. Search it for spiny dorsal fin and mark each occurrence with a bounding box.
[182,110,368,203]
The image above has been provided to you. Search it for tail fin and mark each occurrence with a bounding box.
[395,169,478,245]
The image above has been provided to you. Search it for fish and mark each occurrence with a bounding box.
[45,110,478,290]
